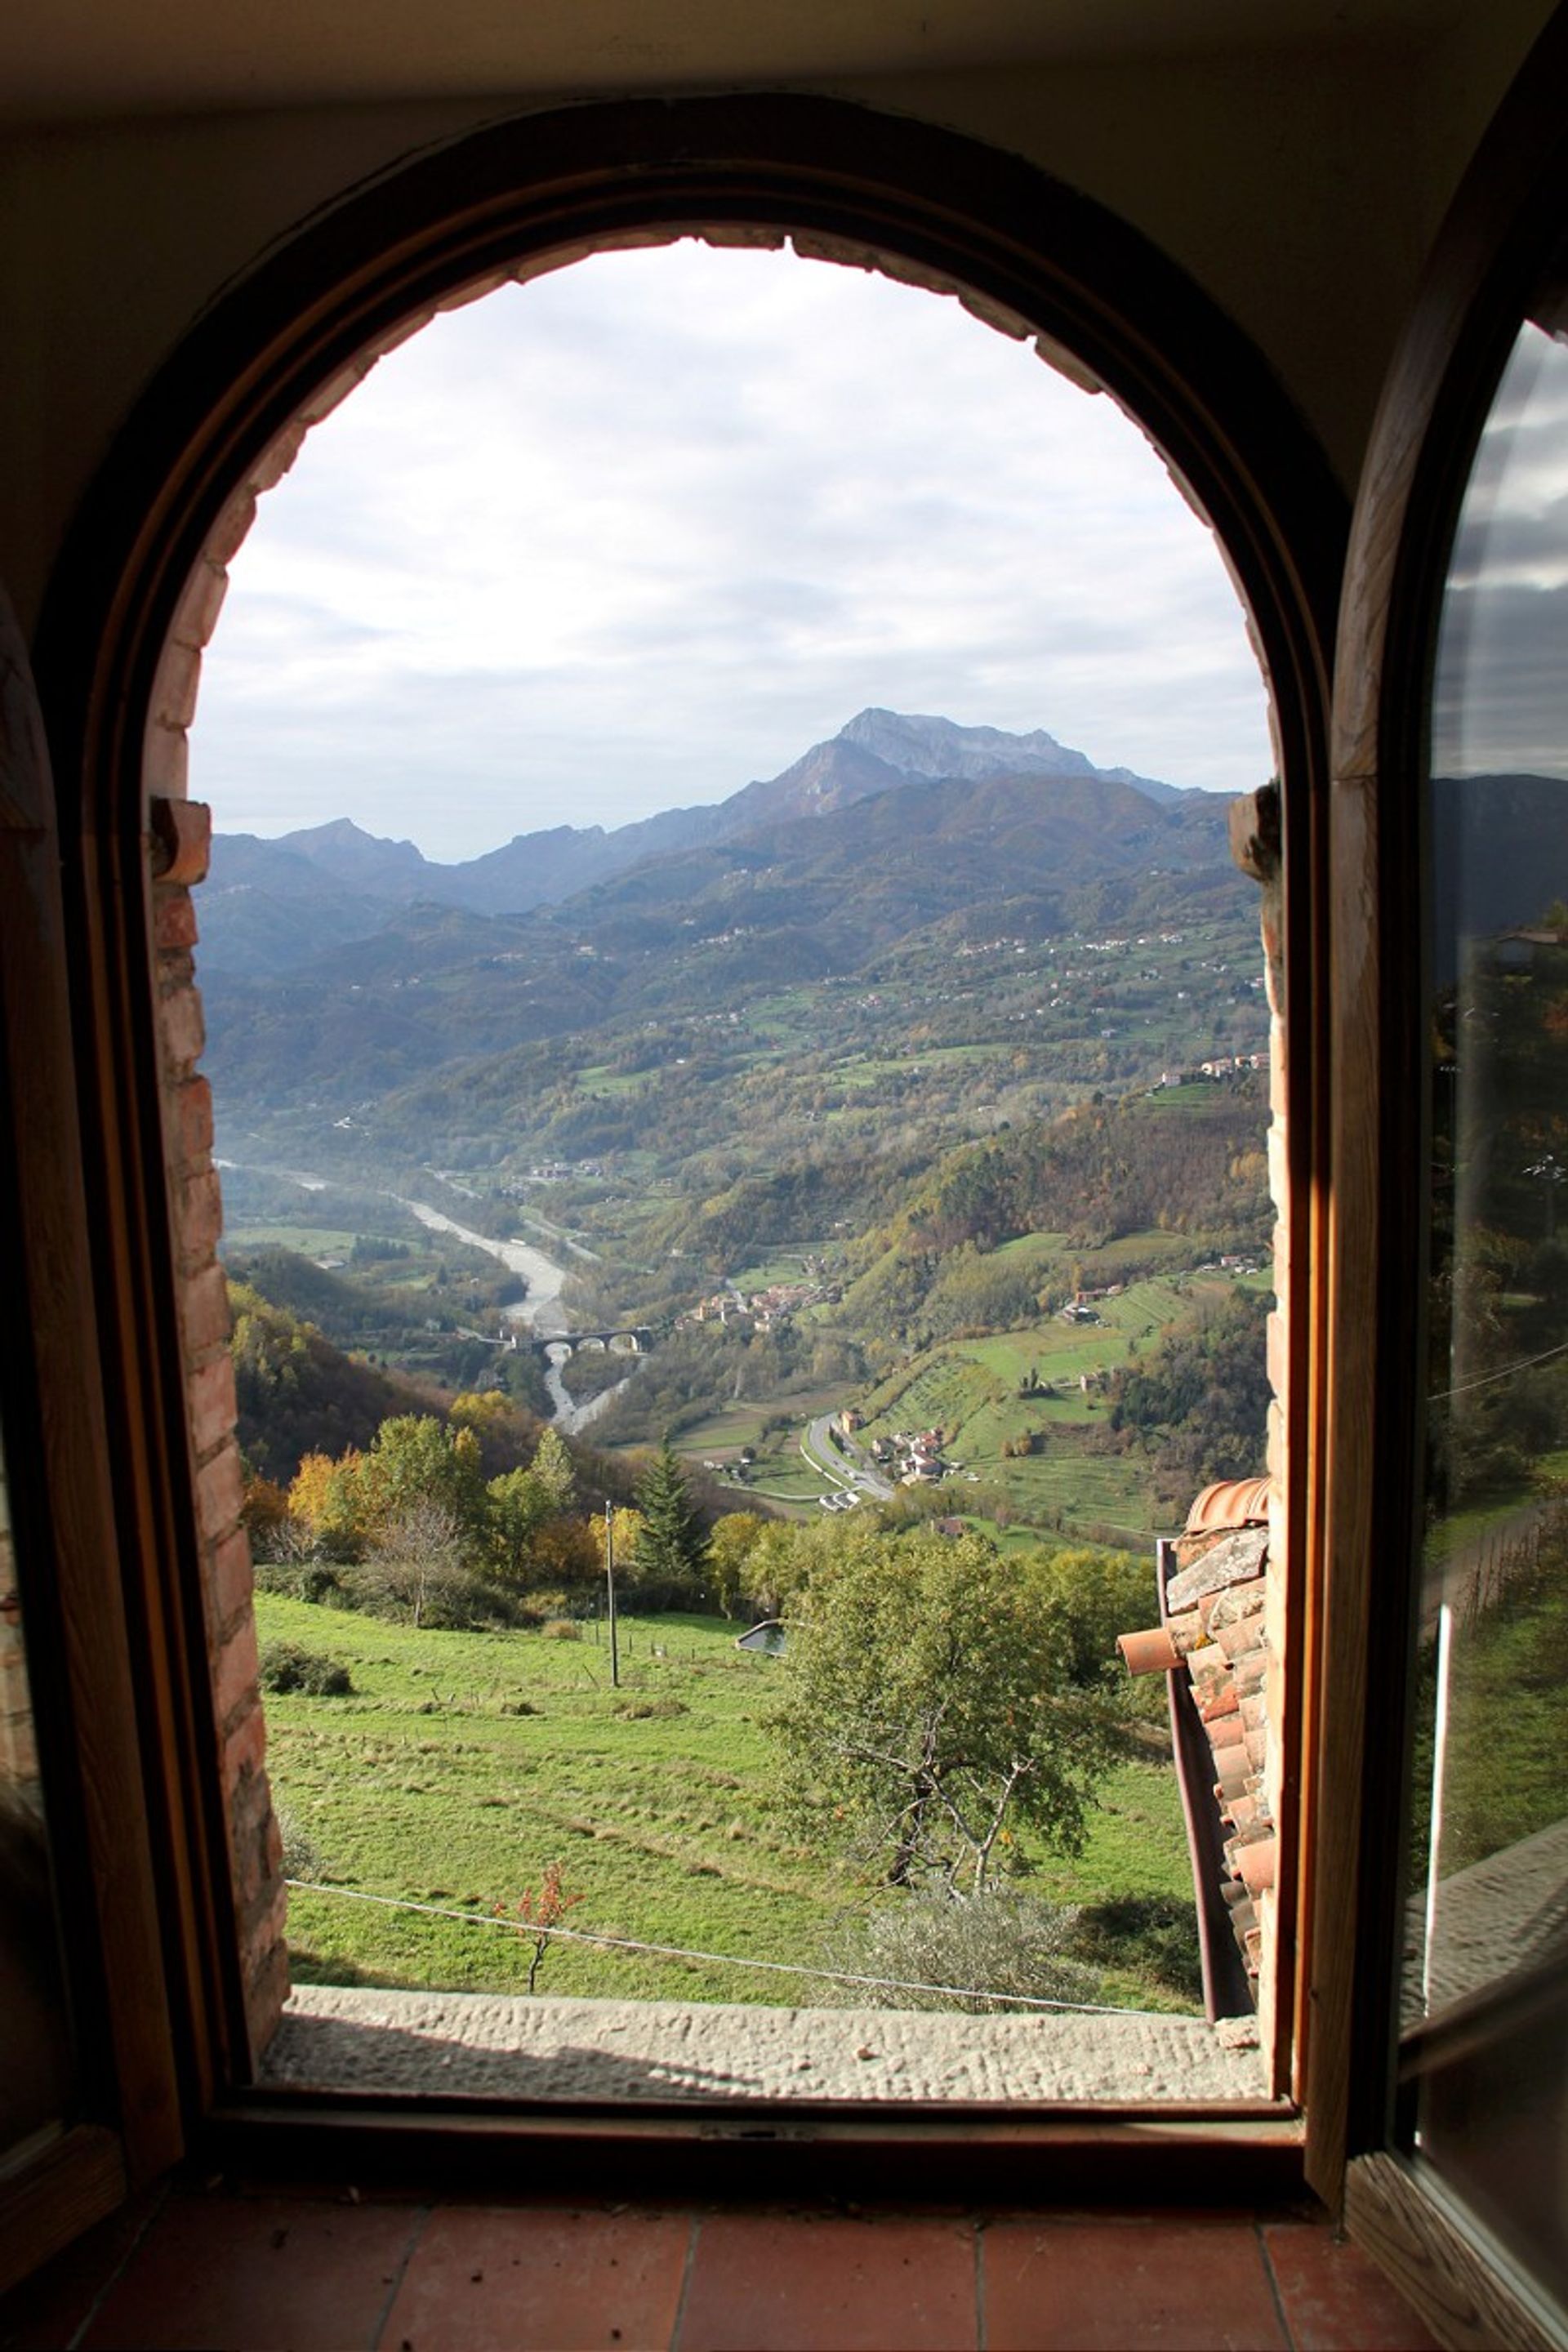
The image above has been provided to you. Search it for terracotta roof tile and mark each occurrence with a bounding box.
[1184,1475,1274,1535]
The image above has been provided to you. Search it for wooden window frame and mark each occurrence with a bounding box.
[0,587,182,2296]
[24,92,1343,2204]
[1309,6,1568,2340]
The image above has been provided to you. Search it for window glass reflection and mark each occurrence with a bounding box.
[1406,302,1568,2309]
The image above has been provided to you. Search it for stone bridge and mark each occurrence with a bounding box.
[531,1326,653,1360]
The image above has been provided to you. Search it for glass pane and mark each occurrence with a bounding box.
[1405,297,1568,2306]
[0,1422,76,2154]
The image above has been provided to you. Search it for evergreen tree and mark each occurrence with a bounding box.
[632,1437,710,1593]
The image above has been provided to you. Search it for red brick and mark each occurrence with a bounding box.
[679,2212,977,2350]
[233,1784,285,1909]
[143,722,189,802]
[189,1348,237,1457]
[214,1610,259,1731]
[212,1524,256,1632]
[172,1073,214,1169]
[152,638,202,730]
[250,419,308,492]
[204,491,256,565]
[223,1697,267,1792]
[381,2205,691,2352]
[160,982,206,1071]
[1267,1306,1287,1400]
[171,555,230,649]
[984,2216,1285,2350]
[178,1165,225,1264]
[198,1440,244,1545]
[153,890,199,952]
[179,1262,232,1355]
[244,1931,291,2054]
[149,795,211,883]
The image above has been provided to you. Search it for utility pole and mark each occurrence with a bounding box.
[604,1499,620,1690]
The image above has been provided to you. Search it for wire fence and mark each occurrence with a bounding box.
[284,1877,1180,2020]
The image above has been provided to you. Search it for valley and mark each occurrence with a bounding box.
[208,712,1275,2014]
[205,710,1272,1539]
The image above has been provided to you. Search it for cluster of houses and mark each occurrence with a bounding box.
[515,1159,604,1183]
[679,1274,840,1334]
[1153,1051,1270,1088]
[1060,1281,1127,1324]
[849,1418,951,1484]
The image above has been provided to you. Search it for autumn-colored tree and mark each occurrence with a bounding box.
[354,1414,487,1548]
[488,1427,580,1584]
[287,1447,370,1558]
[706,1511,769,1617]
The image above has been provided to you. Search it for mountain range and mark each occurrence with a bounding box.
[195,710,1260,1129]
[198,710,1195,978]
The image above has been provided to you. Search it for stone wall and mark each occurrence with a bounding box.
[149,794,287,2066]
[1229,781,1290,2088]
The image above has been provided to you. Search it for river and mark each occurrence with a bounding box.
[217,1161,635,1432]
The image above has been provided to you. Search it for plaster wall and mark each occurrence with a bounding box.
[0,0,1554,636]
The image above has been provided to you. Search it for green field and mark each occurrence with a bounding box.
[851,1263,1245,1538]
[260,1595,1196,2011]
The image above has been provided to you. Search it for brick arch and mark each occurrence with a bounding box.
[32,93,1343,2079]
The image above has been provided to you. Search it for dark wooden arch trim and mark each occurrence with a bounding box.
[1312,0,1568,2230]
[30,91,1343,2136]
[36,96,1345,817]
[0,582,182,2289]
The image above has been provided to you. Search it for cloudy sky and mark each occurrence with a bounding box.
[191,239,1274,864]
[1434,318,1568,782]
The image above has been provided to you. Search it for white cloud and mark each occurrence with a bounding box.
[192,240,1273,858]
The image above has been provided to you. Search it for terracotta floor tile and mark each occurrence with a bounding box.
[1263,2223,1443,2350]
[983,2216,1288,2350]
[377,2206,691,2352]
[0,2185,167,2350]
[78,2192,423,2351]
[675,2212,978,2351]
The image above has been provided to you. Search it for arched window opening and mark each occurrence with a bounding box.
[169,229,1287,2104]
[29,97,1339,2126]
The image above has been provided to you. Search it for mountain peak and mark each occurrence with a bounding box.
[835,709,1183,804]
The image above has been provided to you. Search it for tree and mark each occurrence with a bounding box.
[767,1527,1116,1896]
[356,1494,470,1628]
[487,1427,580,1585]
[706,1511,769,1616]
[355,1413,487,1548]
[632,1438,710,1594]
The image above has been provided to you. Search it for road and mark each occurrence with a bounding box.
[802,1413,896,1501]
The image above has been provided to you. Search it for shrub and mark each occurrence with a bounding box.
[1066,1894,1204,2004]
[822,1886,1102,2014]
[251,1554,347,1607]
[274,1802,327,1881]
[541,1617,581,1642]
[345,1560,515,1632]
[258,1642,354,1697]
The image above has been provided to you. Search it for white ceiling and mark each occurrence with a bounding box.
[0,0,1464,122]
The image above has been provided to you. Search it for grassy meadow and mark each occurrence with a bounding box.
[259,1594,1196,2012]
[852,1261,1261,1542]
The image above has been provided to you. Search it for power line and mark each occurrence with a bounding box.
[1432,1333,1568,1401]
[285,1878,1178,2020]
